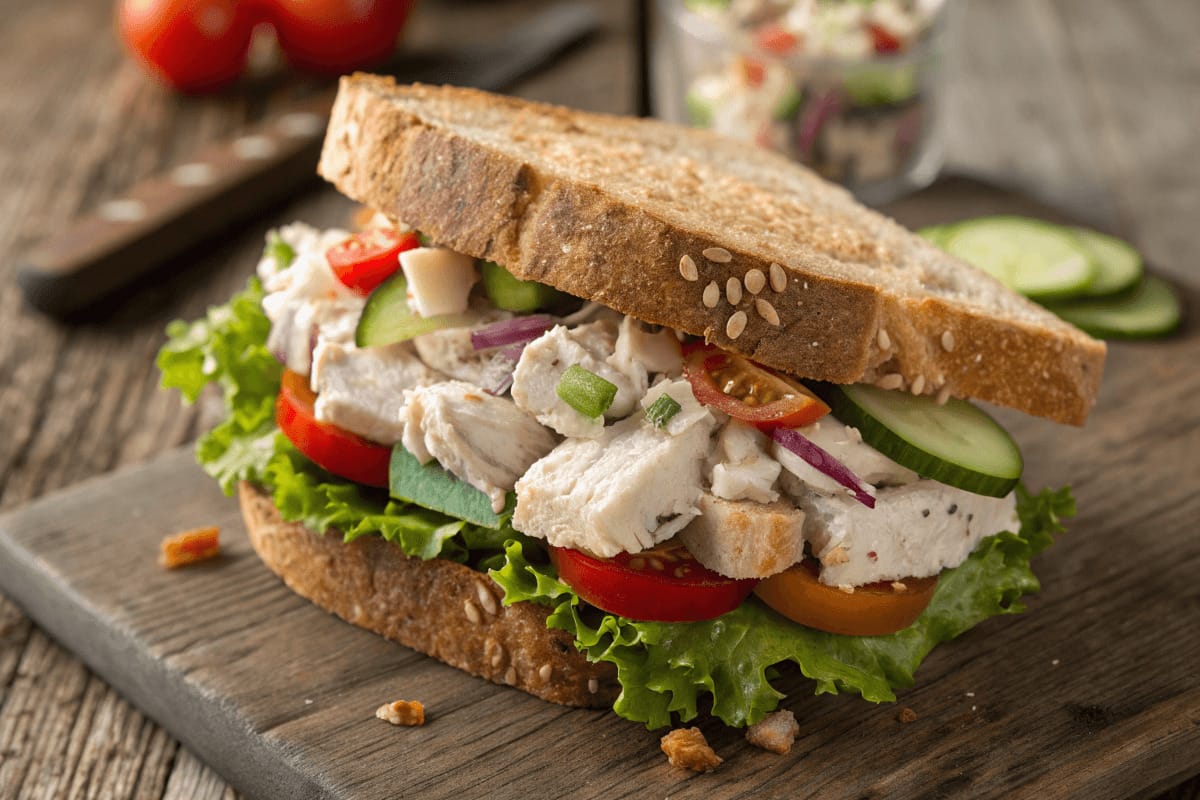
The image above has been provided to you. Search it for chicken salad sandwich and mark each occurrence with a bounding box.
[159,77,1101,729]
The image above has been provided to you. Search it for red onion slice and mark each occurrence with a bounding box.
[471,315,554,351]
[771,426,876,509]
[796,89,842,158]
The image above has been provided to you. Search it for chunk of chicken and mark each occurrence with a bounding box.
[310,340,443,444]
[513,410,717,557]
[399,381,558,513]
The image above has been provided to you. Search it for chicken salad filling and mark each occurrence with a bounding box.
[257,221,1018,605]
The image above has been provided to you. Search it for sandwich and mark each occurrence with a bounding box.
[159,76,1102,730]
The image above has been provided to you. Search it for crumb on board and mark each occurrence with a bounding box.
[745,709,799,754]
[160,526,220,569]
[660,727,722,773]
[897,707,918,724]
[376,699,425,727]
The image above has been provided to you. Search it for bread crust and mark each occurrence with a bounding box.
[318,76,1105,425]
[238,482,618,708]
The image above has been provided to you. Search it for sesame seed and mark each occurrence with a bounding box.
[538,663,552,682]
[877,328,891,350]
[726,277,743,305]
[679,254,699,281]
[876,373,904,390]
[476,582,498,616]
[703,246,732,263]
[965,691,975,697]
[588,678,599,694]
[837,584,855,594]
[463,599,481,625]
[744,268,766,294]
[911,374,926,395]
[891,581,908,592]
[491,648,505,667]
[936,385,952,405]
[769,262,787,292]
[803,281,809,290]
[726,310,748,339]
[974,353,983,363]
[754,298,780,326]
[1051,659,1060,666]
[702,280,721,308]
[504,666,517,685]
[941,330,955,352]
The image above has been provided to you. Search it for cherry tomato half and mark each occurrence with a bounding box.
[326,229,420,295]
[117,0,257,93]
[267,0,415,74]
[276,369,391,487]
[754,559,937,636]
[549,540,757,623]
[868,23,903,55]
[753,25,798,56]
[683,344,829,431]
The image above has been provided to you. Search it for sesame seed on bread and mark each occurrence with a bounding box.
[238,482,618,708]
[318,75,1105,425]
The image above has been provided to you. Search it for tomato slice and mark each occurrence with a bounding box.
[549,540,757,622]
[683,344,829,430]
[276,370,391,487]
[326,229,420,295]
[754,560,937,636]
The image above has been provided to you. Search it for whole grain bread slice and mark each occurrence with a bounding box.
[238,482,618,708]
[318,76,1105,425]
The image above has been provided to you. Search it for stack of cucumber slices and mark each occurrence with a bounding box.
[920,216,1182,339]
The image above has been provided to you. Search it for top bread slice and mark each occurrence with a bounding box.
[318,75,1105,425]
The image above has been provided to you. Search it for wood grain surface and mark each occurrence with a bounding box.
[0,0,1197,797]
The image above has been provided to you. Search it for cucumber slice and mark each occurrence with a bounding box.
[1045,276,1182,340]
[917,224,955,249]
[480,261,562,312]
[355,271,472,348]
[943,216,1097,302]
[813,383,1023,498]
[1072,228,1143,297]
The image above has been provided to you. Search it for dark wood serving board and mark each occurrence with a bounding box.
[1,178,1198,799]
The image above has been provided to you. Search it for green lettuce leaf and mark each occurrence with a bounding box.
[491,485,1074,729]
[157,278,280,493]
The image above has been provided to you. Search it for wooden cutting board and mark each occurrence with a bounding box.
[1,178,1197,800]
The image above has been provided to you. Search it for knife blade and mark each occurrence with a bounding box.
[17,2,600,317]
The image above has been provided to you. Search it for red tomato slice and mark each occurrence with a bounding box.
[276,370,391,487]
[683,344,829,430]
[549,541,756,623]
[754,25,798,56]
[738,56,766,87]
[117,0,258,93]
[267,0,415,74]
[754,560,937,636]
[868,23,903,54]
[326,229,420,295]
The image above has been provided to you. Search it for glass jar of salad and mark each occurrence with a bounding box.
[651,0,948,205]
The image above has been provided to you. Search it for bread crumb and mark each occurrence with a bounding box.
[745,710,799,754]
[897,707,918,724]
[821,546,850,566]
[160,526,220,569]
[376,699,425,727]
[661,727,722,772]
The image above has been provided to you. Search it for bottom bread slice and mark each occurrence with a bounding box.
[238,482,618,707]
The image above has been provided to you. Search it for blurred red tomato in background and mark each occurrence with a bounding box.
[116,0,415,93]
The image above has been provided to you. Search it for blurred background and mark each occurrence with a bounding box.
[0,1,1196,797]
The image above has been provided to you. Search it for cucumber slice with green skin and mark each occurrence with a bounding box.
[1045,276,1182,340]
[480,261,563,312]
[943,216,1097,302]
[917,224,956,249]
[1072,228,1143,297]
[812,383,1023,498]
[355,271,472,348]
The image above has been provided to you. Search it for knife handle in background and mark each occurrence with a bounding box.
[16,103,331,317]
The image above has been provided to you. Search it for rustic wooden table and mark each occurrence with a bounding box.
[0,1,1196,797]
